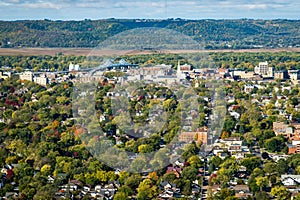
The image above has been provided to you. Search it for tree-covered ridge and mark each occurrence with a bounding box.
[0,19,299,49]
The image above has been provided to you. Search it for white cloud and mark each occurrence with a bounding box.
[22,2,64,9]
[0,0,299,19]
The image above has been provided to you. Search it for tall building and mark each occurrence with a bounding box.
[288,70,300,81]
[69,63,80,71]
[19,71,33,82]
[34,75,48,86]
[254,61,273,78]
[274,70,288,80]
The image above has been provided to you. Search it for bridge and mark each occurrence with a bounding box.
[87,59,138,76]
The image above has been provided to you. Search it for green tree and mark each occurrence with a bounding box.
[215,188,235,200]
[270,186,290,200]
[264,136,286,152]
[40,164,52,176]
[114,192,129,200]
[125,175,142,191]
[263,162,277,175]
[181,166,198,181]
[138,144,153,153]
[255,176,268,191]
[276,159,288,175]
[188,155,203,168]
[255,191,270,200]
[137,179,157,200]
[240,156,261,173]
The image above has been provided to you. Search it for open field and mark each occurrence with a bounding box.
[0,48,299,56]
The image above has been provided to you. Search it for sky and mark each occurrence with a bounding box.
[0,0,299,20]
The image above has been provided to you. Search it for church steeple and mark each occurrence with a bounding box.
[177,60,181,73]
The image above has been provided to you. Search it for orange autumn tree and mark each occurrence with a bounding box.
[73,126,87,140]
[221,131,229,139]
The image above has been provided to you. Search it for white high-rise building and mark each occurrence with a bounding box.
[74,64,80,71]
[19,71,33,81]
[69,63,80,71]
[254,61,273,78]
[34,76,48,86]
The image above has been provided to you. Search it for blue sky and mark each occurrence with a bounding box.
[0,0,299,20]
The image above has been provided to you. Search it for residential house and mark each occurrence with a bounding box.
[208,184,221,196]
[159,181,181,199]
[281,175,300,187]
[273,122,293,139]
[178,127,208,144]
[166,166,182,178]
[226,94,236,103]
[288,140,300,154]
[234,185,252,199]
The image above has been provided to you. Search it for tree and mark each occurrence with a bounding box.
[96,170,108,183]
[138,144,153,153]
[118,185,133,196]
[264,137,286,152]
[136,179,157,200]
[33,184,56,200]
[225,197,239,200]
[0,147,7,164]
[163,99,177,111]
[215,188,235,200]
[255,191,270,200]
[114,192,129,200]
[181,166,198,181]
[255,176,268,191]
[107,171,117,181]
[294,193,300,200]
[130,156,148,172]
[85,172,97,185]
[241,156,262,173]
[270,186,290,200]
[182,180,192,196]
[40,164,52,176]
[148,172,159,181]
[296,165,300,175]
[248,168,264,192]
[209,156,223,169]
[261,152,270,160]
[118,171,130,184]
[188,155,203,168]
[7,139,28,157]
[263,162,277,175]
[182,142,200,160]
[162,173,177,183]
[125,175,142,191]
[221,131,230,139]
[223,116,236,133]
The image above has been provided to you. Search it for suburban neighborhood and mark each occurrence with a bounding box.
[0,55,300,199]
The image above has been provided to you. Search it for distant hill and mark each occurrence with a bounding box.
[0,19,299,49]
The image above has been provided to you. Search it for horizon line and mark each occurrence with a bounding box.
[1,17,300,22]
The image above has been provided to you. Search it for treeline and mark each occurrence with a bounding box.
[0,19,299,49]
